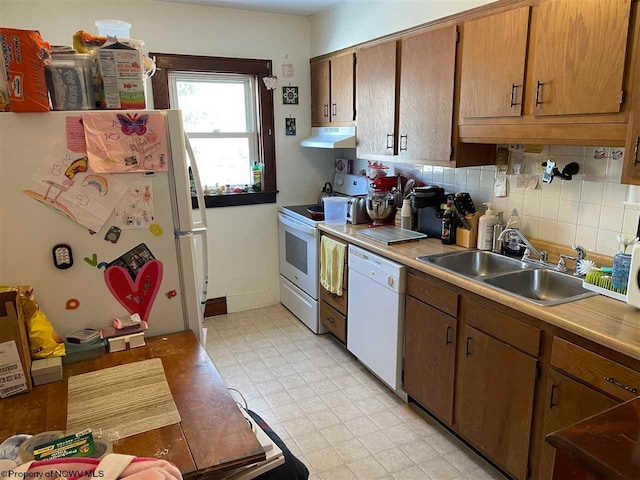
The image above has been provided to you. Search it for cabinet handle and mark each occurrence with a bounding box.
[386,133,394,150]
[465,336,472,357]
[400,135,408,152]
[510,83,519,108]
[445,326,453,345]
[332,103,337,116]
[634,136,640,167]
[549,384,558,409]
[535,81,544,107]
[604,376,638,394]
[323,104,329,117]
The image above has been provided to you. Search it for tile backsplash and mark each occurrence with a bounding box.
[432,146,639,257]
[348,146,638,257]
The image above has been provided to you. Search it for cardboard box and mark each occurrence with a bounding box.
[0,291,32,396]
[31,357,63,386]
[97,40,145,109]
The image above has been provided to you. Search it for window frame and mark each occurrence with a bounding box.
[151,53,277,208]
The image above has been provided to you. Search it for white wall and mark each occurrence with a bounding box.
[309,0,496,57]
[1,0,335,312]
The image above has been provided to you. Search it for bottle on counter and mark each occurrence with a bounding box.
[252,162,262,192]
[401,198,412,230]
[441,200,456,245]
[477,202,498,251]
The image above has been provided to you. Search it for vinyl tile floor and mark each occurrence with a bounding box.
[205,305,508,480]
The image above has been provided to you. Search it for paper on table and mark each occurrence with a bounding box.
[114,181,155,229]
[82,111,168,173]
[23,144,128,233]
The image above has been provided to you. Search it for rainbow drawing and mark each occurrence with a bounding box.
[82,175,109,196]
[65,157,88,180]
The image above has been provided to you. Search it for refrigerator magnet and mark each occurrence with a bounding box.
[149,224,163,236]
[104,259,163,322]
[65,298,80,310]
[165,290,177,299]
[104,226,122,243]
[84,253,98,267]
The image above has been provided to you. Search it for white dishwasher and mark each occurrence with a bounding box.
[347,244,406,392]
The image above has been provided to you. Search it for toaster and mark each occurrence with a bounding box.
[347,196,370,224]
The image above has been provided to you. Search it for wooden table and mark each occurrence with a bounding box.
[546,397,640,480]
[0,331,265,479]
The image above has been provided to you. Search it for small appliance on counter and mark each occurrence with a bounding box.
[412,185,446,237]
[332,172,370,224]
[366,190,396,227]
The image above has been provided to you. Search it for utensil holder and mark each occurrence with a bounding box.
[456,213,480,248]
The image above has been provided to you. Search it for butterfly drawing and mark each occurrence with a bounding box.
[117,114,148,136]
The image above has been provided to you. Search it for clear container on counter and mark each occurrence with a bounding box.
[323,197,349,225]
[45,53,95,110]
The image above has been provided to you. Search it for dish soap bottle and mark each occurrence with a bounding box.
[441,200,456,245]
[504,208,523,257]
[252,162,262,192]
[477,203,498,251]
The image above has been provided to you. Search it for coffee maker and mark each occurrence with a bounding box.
[411,186,446,237]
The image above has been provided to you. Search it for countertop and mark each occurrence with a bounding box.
[319,223,640,362]
[546,397,640,480]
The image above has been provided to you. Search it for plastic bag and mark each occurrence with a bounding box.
[0,286,65,359]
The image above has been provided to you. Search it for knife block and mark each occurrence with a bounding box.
[456,213,480,248]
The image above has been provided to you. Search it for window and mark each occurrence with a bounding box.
[151,54,276,208]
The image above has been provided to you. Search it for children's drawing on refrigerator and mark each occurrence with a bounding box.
[114,181,155,229]
[83,112,169,173]
[23,144,128,233]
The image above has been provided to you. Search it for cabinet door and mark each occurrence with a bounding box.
[530,0,632,116]
[398,26,457,162]
[330,53,354,123]
[538,369,618,480]
[356,41,397,157]
[459,7,530,118]
[404,297,456,425]
[458,325,537,480]
[311,60,330,126]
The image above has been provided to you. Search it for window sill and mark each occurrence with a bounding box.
[192,191,277,208]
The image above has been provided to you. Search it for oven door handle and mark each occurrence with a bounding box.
[278,213,318,237]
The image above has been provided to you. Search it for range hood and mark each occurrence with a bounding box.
[300,126,356,149]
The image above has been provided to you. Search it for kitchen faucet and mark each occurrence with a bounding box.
[498,228,549,263]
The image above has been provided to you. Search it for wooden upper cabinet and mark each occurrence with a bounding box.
[530,0,632,116]
[356,41,397,157]
[459,7,530,118]
[311,60,330,125]
[398,26,457,162]
[538,369,618,480]
[404,297,457,425]
[330,53,354,123]
[457,325,537,480]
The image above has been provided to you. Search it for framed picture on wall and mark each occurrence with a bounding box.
[285,117,296,136]
[282,86,299,105]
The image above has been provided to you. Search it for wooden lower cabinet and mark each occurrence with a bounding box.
[537,369,619,480]
[404,296,456,425]
[320,300,347,344]
[457,325,538,480]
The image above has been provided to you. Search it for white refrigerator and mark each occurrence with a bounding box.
[0,109,209,343]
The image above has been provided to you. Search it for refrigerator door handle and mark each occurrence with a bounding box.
[194,229,209,306]
[184,133,208,230]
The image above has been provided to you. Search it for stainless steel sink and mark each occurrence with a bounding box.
[482,268,595,306]
[417,250,596,306]
[419,250,530,278]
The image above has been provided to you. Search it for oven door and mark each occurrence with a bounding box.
[278,213,319,300]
